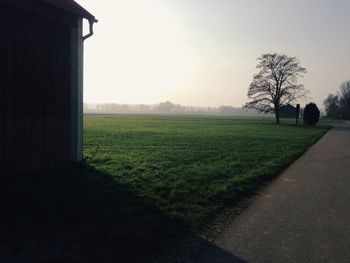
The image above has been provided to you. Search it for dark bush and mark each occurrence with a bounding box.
[303,103,320,125]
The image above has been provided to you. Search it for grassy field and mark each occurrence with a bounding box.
[1,115,329,262]
[84,115,328,230]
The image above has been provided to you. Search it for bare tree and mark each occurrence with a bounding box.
[245,53,308,124]
[340,81,350,119]
[324,94,340,118]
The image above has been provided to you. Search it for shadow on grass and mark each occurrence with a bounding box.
[0,163,245,263]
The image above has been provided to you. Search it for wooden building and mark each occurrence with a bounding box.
[0,0,97,175]
[280,104,297,118]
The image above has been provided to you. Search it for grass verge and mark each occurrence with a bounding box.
[84,115,329,230]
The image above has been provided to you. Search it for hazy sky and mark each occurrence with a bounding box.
[78,0,350,107]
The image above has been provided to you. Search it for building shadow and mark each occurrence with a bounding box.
[0,163,246,263]
[195,244,248,263]
[333,125,350,132]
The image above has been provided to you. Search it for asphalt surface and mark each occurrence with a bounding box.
[196,121,350,263]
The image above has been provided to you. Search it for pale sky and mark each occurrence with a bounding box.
[78,0,350,107]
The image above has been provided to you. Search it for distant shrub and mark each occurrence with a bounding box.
[303,103,320,126]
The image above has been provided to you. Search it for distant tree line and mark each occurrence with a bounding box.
[324,81,350,119]
[84,101,262,116]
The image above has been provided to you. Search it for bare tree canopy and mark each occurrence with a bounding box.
[245,53,308,124]
[339,81,350,119]
[324,81,350,119]
[324,94,341,118]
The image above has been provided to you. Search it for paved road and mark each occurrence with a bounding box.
[196,121,350,263]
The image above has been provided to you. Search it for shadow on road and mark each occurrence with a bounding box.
[195,244,248,263]
[333,126,350,132]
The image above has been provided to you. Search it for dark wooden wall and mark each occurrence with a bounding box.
[0,3,73,175]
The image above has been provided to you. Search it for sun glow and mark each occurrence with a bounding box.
[81,0,194,104]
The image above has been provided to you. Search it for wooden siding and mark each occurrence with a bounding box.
[0,3,74,175]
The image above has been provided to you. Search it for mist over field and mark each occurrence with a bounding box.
[83,102,263,116]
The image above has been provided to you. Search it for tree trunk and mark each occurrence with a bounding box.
[275,110,280,124]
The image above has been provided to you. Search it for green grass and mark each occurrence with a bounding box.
[84,115,329,230]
